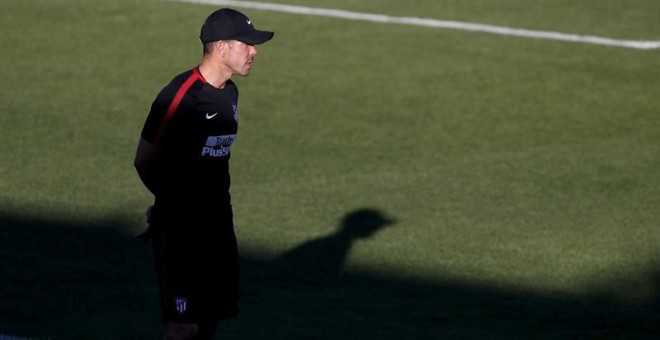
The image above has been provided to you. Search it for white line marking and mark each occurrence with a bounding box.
[171,0,660,50]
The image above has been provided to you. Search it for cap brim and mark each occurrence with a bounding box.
[234,30,274,45]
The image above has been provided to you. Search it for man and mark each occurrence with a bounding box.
[133,8,274,339]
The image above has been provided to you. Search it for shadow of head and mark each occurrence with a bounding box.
[339,208,396,239]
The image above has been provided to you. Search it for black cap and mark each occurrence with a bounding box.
[200,8,274,45]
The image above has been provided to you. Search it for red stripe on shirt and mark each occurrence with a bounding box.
[152,70,203,146]
[193,66,207,84]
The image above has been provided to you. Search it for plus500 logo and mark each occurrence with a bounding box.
[201,134,236,157]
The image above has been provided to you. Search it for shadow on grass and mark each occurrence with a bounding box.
[0,209,659,339]
[0,211,160,339]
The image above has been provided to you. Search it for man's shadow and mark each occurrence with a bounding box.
[235,208,406,338]
[234,208,660,339]
[268,208,395,286]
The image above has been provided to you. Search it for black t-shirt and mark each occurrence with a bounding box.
[141,67,239,222]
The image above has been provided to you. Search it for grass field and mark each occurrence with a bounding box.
[1,0,660,338]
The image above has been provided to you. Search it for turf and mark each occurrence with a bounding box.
[1,0,659,338]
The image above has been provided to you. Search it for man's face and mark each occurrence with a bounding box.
[225,40,259,76]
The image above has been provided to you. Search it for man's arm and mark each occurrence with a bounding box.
[134,137,160,195]
[134,137,160,242]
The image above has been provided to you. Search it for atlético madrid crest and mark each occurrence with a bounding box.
[175,297,188,314]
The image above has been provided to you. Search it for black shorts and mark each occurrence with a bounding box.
[152,222,239,324]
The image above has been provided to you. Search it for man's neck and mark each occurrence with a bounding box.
[198,60,232,89]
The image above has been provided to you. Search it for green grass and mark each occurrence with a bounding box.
[1,0,660,338]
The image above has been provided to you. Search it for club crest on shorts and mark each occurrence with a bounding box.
[175,297,188,314]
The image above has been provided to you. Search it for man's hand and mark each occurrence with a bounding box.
[134,225,156,243]
[134,205,155,243]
